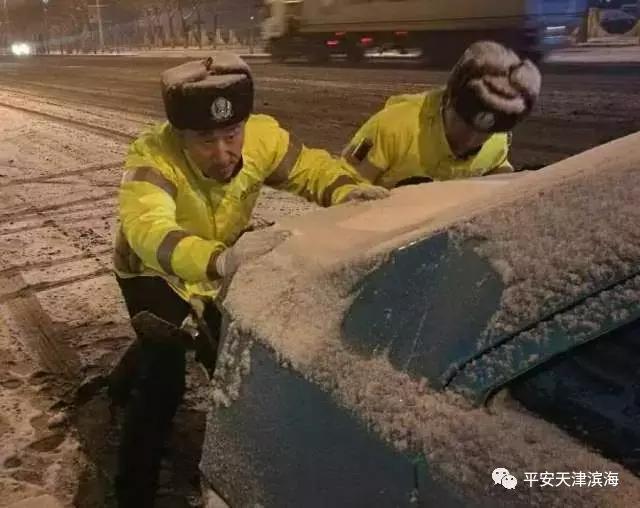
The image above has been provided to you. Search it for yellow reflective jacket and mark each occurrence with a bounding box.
[114,114,365,302]
[341,89,512,188]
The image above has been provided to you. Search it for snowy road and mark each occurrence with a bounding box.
[0,55,639,507]
[1,55,640,168]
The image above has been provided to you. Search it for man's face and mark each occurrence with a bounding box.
[182,122,245,181]
[443,105,492,157]
[463,125,492,151]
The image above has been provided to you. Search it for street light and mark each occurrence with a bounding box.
[249,15,255,54]
[42,0,50,54]
[90,2,105,51]
[3,0,10,51]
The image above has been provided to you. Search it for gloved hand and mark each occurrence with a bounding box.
[214,229,290,279]
[341,185,390,203]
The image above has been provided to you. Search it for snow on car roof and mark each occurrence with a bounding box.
[220,131,640,505]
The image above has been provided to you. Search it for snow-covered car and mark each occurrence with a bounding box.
[200,132,640,507]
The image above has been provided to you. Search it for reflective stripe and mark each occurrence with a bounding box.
[344,152,384,183]
[123,166,178,199]
[298,187,316,203]
[268,137,303,185]
[321,175,358,207]
[157,230,190,275]
[206,250,221,280]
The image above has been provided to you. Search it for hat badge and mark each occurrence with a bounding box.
[474,111,496,131]
[211,96,233,121]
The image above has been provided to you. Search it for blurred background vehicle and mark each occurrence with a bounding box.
[262,0,588,65]
[599,7,638,32]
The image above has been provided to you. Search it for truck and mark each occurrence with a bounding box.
[262,0,588,64]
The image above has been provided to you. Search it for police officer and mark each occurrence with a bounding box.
[341,41,542,188]
[112,52,388,507]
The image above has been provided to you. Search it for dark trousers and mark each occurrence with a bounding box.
[113,276,221,508]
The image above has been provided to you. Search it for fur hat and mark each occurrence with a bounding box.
[161,53,254,131]
[446,41,542,133]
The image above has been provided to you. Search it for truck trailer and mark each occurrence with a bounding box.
[262,0,588,64]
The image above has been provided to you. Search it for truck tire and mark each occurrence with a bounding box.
[268,39,288,63]
[346,42,365,64]
[307,42,330,64]
[271,51,287,64]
